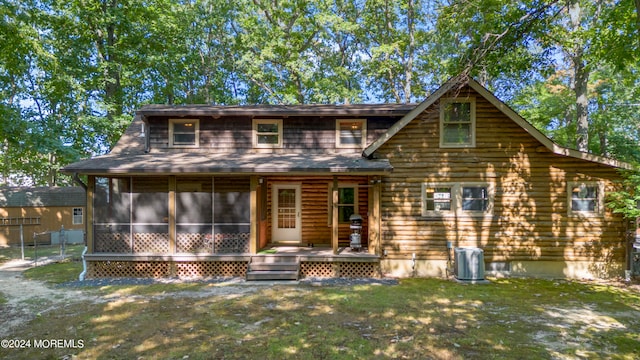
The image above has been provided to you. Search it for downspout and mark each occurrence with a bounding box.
[71,173,88,281]
[79,245,88,281]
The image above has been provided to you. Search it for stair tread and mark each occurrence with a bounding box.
[250,264,299,270]
[246,271,299,281]
[247,256,300,281]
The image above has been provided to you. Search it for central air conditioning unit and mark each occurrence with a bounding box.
[454,248,485,281]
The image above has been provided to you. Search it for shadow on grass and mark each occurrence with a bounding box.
[1,278,639,359]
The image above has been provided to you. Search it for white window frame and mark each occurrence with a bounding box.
[422,183,456,217]
[72,207,83,225]
[253,119,283,148]
[567,181,604,216]
[439,97,476,148]
[421,182,494,217]
[336,119,367,149]
[169,119,199,148]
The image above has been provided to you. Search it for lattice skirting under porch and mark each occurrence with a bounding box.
[299,261,381,278]
[86,259,380,279]
[87,260,248,278]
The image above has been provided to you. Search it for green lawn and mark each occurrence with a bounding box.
[1,261,639,359]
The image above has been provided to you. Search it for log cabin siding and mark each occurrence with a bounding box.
[375,86,625,264]
[263,176,369,246]
[147,116,400,153]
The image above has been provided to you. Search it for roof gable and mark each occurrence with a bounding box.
[363,75,632,170]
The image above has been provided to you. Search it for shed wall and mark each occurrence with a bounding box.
[0,206,85,246]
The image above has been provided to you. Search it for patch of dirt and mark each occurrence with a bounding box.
[0,258,259,338]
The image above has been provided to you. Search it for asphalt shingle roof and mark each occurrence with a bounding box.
[0,187,86,207]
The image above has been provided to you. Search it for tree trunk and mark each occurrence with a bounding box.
[569,0,589,152]
[574,52,589,152]
[404,0,415,103]
[635,0,640,33]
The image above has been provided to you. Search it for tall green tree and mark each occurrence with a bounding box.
[360,0,435,103]
[435,0,639,162]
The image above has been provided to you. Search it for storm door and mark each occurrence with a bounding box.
[272,184,301,242]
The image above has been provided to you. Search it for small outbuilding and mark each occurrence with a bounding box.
[0,187,86,246]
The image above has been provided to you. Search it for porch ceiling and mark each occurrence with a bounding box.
[61,152,393,175]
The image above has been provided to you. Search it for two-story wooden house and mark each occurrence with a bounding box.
[62,76,633,280]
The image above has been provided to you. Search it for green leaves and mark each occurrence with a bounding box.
[607,169,640,220]
[1,0,639,185]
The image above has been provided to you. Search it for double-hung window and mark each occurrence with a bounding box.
[423,185,454,214]
[72,207,83,225]
[328,184,358,224]
[169,119,199,147]
[337,186,357,223]
[440,98,476,148]
[253,119,282,148]
[568,181,604,216]
[336,119,366,149]
[422,182,493,216]
[462,185,489,212]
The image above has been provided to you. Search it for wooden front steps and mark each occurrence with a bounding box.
[246,255,300,281]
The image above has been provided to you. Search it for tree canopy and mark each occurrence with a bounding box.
[1,0,639,186]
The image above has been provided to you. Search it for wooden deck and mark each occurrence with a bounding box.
[84,245,381,279]
[256,245,379,262]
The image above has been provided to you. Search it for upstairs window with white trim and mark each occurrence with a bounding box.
[336,119,366,149]
[568,181,604,216]
[253,119,282,148]
[440,98,476,148]
[169,119,199,147]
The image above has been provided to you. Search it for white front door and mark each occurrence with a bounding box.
[272,184,302,242]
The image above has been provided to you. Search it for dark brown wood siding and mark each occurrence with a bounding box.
[375,86,625,264]
[263,176,370,246]
[148,116,399,153]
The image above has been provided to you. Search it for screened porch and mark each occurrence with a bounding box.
[91,176,251,254]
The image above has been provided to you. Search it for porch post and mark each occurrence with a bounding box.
[250,176,258,254]
[369,178,382,255]
[332,176,339,254]
[168,176,176,254]
[86,175,95,253]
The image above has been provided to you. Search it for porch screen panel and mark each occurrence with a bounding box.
[176,177,213,253]
[93,177,132,253]
[132,177,169,253]
[213,177,250,253]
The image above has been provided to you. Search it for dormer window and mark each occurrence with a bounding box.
[336,119,366,148]
[169,119,199,147]
[253,119,282,148]
[440,98,476,148]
